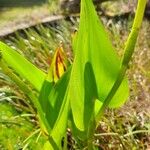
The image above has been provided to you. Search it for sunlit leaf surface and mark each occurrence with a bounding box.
[67,0,129,131]
[0,41,46,91]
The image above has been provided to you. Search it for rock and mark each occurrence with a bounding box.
[60,0,114,14]
[60,0,80,14]
[60,0,150,19]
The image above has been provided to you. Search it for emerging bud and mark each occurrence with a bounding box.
[47,42,68,83]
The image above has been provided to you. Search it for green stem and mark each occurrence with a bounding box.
[0,59,51,134]
[96,0,147,124]
[123,130,150,137]
[86,118,96,150]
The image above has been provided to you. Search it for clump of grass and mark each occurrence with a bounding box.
[4,20,74,70]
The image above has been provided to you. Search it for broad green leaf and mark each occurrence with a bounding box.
[43,141,59,150]
[38,44,69,127]
[0,41,46,91]
[39,45,70,148]
[47,68,71,148]
[68,0,129,131]
[39,80,53,114]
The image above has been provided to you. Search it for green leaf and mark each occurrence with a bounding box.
[0,41,46,91]
[39,80,53,111]
[47,68,71,148]
[38,44,70,129]
[39,44,71,147]
[43,141,59,150]
[68,0,129,131]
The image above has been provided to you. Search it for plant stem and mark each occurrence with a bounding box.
[86,118,97,150]
[96,0,147,124]
[0,59,51,134]
[123,130,150,137]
